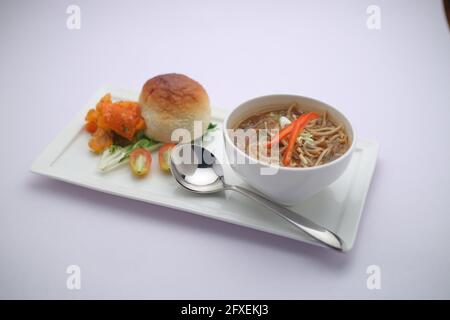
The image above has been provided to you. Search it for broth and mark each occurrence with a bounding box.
[233,102,350,167]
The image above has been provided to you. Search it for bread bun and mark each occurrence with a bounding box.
[139,74,211,143]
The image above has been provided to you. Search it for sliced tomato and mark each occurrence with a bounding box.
[129,148,152,176]
[158,143,176,173]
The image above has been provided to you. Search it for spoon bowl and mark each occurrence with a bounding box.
[170,144,225,193]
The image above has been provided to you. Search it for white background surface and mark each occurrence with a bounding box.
[1,0,449,299]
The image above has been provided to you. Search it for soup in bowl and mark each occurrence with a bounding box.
[223,94,356,205]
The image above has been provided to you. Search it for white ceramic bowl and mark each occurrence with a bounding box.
[223,94,356,206]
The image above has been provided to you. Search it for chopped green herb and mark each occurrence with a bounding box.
[201,122,218,141]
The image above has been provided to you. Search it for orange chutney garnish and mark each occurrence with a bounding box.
[84,93,146,153]
[98,101,141,140]
[88,128,113,153]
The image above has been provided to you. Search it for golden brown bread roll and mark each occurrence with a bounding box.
[139,74,211,143]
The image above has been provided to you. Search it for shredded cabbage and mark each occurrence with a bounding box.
[297,131,314,144]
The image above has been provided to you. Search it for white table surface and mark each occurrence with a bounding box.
[1,0,449,299]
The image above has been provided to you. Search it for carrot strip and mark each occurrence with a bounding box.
[282,112,319,166]
[267,112,319,148]
[266,124,294,148]
[282,120,302,166]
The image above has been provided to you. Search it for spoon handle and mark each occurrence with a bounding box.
[227,185,346,251]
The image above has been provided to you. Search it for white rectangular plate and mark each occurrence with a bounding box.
[31,86,379,251]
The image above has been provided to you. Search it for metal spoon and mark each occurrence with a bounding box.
[169,144,346,251]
